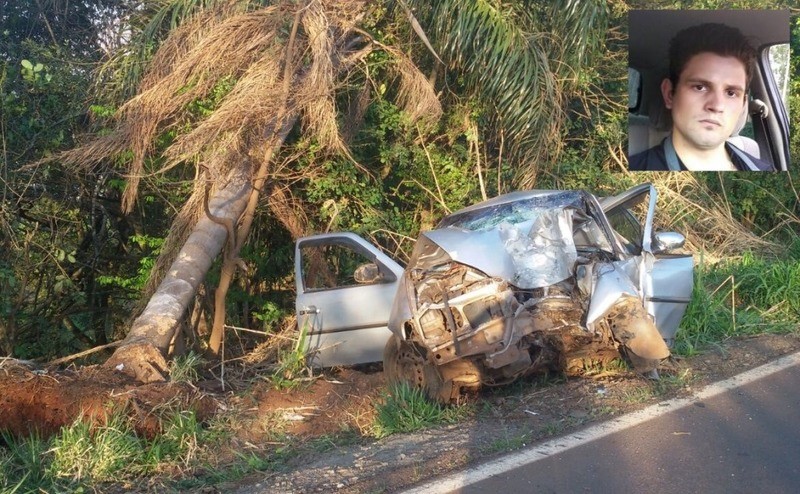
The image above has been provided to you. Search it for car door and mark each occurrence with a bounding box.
[600,183,694,343]
[294,232,404,367]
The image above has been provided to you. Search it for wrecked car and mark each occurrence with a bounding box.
[295,183,693,402]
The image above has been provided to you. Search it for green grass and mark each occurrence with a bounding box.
[371,382,473,438]
[48,411,142,482]
[1,432,51,492]
[621,369,694,404]
[674,251,800,356]
[169,351,204,383]
[0,405,210,493]
[269,319,311,390]
[483,433,530,454]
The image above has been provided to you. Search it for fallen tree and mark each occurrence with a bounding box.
[58,0,441,382]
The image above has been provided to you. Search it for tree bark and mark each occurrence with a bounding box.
[105,165,252,382]
[206,131,292,354]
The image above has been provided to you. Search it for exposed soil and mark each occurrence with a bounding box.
[2,332,799,493]
[0,363,218,440]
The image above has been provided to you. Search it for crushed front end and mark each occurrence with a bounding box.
[385,194,671,403]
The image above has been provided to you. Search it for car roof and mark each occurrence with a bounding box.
[629,10,790,72]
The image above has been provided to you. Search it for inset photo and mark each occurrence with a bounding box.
[627,10,791,171]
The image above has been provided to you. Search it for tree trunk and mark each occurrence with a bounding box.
[206,110,298,355]
[105,164,252,382]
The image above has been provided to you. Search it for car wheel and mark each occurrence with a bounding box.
[383,335,449,403]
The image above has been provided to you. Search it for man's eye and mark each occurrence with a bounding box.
[692,84,707,91]
[726,90,740,98]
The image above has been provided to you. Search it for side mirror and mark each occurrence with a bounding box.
[354,263,383,284]
[652,232,685,253]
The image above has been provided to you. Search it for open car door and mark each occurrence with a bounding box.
[294,233,404,366]
[601,183,694,344]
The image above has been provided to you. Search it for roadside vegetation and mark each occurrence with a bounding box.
[2,0,799,492]
[675,246,800,356]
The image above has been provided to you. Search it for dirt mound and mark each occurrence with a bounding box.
[0,359,387,443]
[0,362,218,439]
[225,365,387,441]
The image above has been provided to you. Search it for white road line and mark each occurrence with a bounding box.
[401,350,800,494]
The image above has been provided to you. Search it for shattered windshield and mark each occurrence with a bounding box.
[438,191,588,231]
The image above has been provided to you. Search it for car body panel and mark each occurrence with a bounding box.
[600,183,693,342]
[294,232,404,366]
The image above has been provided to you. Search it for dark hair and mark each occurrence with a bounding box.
[668,23,756,90]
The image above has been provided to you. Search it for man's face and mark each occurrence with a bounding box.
[661,52,747,151]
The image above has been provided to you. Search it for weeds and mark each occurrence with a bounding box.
[621,369,694,403]
[674,252,800,356]
[269,319,310,390]
[371,382,471,438]
[145,410,203,470]
[483,433,530,454]
[169,352,204,383]
[48,410,141,482]
[0,432,52,492]
[0,406,209,492]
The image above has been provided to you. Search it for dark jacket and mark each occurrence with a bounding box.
[629,138,774,171]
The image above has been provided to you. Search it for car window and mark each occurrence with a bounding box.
[605,209,642,255]
[628,67,641,112]
[767,43,790,108]
[438,191,585,231]
[572,212,614,254]
[301,243,383,291]
[604,189,651,255]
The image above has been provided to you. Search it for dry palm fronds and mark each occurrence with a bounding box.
[266,185,308,241]
[60,0,436,211]
[240,315,298,368]
[386,46,443,126]
[165,54,285,165]
[297,2,343,154]
[53,0,442,311]
[61,5,287,211]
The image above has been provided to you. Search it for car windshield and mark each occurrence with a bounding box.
[437,191,587,231]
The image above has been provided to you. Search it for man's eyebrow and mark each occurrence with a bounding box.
[684,78,745,92]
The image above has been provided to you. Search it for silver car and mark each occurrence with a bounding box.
[295,183,693,402]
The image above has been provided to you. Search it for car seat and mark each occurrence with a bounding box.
[727,99,769,159]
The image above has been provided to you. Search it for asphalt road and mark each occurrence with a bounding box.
[405,352,800,494]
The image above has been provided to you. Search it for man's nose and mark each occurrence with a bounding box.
[705,90,725,112]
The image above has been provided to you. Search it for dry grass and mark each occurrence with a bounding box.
[650,174,779,259]
[56,0,437,212]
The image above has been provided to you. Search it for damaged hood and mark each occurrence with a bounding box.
[421,207,578,289]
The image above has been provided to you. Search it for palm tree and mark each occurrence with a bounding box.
[406,0,609,186]
[62,0,441,381]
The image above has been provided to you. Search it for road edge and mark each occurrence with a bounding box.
[401,350,800,493]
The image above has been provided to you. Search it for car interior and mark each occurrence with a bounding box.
[627,10,791,170]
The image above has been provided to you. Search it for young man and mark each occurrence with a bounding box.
[629,23,773,171]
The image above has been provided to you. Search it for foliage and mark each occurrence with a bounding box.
[0,406,209,492]
[0,0,178,358]
[405,0,610,183]
[674,248,800,356]
[371,382,471,438]
[1,0,798,373]
[269,319,310,389]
